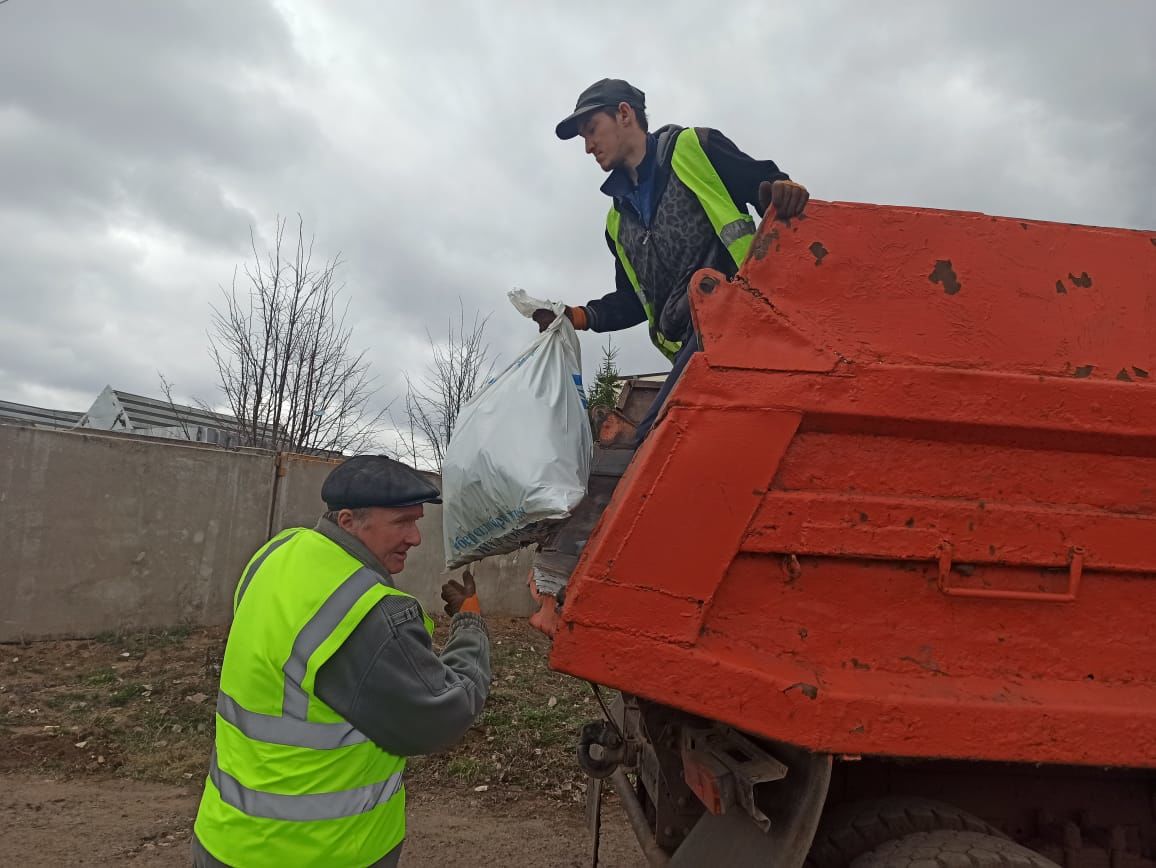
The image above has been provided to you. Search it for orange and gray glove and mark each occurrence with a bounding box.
[532,305,590,333]
[441,570,481,616]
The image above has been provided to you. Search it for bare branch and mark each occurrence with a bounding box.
[399,299,494,470]
[157,372,193,440]
[206,215,386,456]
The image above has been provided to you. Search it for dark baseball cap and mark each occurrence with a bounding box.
[555,78,646,140]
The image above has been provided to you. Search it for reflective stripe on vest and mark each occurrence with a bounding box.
[281,564,383,718]
[195,529,432,868]
[208,749,403,822]
[216,685,368,750]
[606,127,758,361]
[214,566,386,751]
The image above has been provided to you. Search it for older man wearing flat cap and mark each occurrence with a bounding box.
[192,455,490,868]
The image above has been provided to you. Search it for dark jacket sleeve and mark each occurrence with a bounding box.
[700,128,789,216]
[315,596,491,757]
[583,230,649,333]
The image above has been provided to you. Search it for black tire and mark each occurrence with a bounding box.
[806,797,1006,868]
[849,830,1059,868]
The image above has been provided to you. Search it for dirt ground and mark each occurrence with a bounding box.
[1,620,642,867]
[0,773,639,867]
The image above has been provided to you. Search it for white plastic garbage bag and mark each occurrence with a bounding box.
[441,289,593,569]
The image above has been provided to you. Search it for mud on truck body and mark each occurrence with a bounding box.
[551,202,1156,867]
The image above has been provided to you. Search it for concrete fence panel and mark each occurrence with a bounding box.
[0,426,274,641]
[0,426,535,641]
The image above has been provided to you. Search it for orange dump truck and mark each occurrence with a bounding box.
[551,202,1156,867]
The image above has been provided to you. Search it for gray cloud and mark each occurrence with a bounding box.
[0,0,1152,427]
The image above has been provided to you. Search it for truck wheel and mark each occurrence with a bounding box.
[849,830,1059,867]
[807,798,1005,868]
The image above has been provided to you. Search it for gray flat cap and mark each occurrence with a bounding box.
[322,455,442,510]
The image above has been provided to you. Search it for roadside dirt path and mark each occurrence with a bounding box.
[2,622,642,865]
[1,773,641,867]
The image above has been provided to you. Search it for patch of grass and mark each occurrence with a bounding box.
[94,624,197,651]
[109,683,147,707]
[3,618,611,800]
[409,620,616,798]
[80,668,118,686]
[41,690,96,712]
[114,707,215,782]
[0,625,226,783]
[444,756,486,784]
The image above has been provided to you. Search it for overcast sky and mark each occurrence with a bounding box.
[2,1,1153,435]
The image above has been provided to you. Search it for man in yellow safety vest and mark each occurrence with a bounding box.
[192,454,489,867]
[529,78,811,634]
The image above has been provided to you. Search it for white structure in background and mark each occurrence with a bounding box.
[2,385,344,456]
[0,400,84,430]
[76,385,247,447]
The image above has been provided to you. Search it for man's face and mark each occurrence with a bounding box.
[578,106,630,172]
[340,505,424,575]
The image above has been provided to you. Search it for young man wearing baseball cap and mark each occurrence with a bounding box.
[529,79,810,635]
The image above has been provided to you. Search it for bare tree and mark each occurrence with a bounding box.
[157,372,194,440]
[394,303,494,470]
[208,215,386,455]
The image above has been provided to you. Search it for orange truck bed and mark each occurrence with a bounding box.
[552,201,1156,769]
